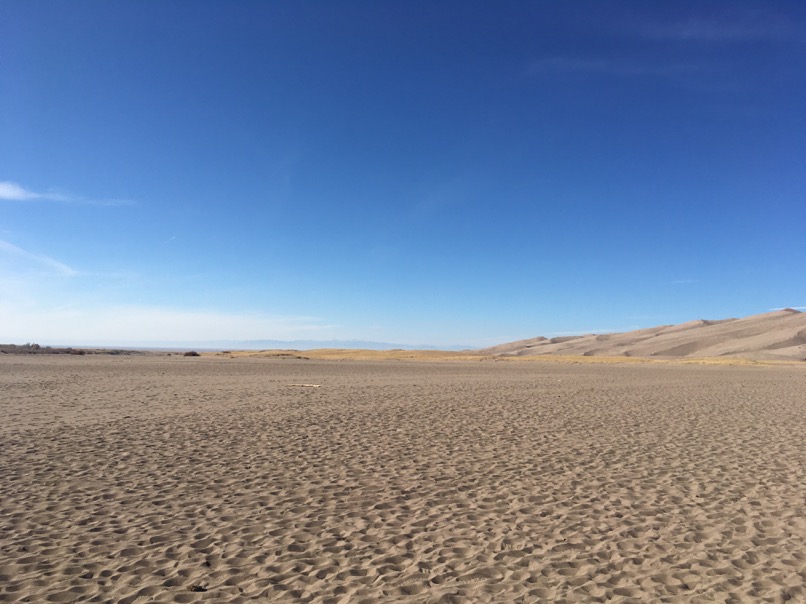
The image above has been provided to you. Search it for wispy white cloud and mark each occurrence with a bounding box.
[1,181,40,201]
[0,181,70,202]
[0,303,333,345]
[0,239,77,276]
[638,13,793,42]
[529,57,697,78]
[0,180,133,206]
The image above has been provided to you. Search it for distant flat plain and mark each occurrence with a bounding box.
[1,354,805,602]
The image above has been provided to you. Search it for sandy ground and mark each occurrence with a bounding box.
[1,355,805,603]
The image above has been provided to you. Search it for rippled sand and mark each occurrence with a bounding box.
[1,355,805,603]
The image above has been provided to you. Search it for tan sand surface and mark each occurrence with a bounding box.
[1,355,805,603]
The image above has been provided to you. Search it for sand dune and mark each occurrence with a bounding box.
[2,355,806,602]
[480,309,806,361]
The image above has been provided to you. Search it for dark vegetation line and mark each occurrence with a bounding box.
[0,343,142,356]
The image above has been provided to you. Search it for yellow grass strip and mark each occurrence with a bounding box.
[208,349,803,367]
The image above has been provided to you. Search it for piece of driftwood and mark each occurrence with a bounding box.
[286,383,321,388]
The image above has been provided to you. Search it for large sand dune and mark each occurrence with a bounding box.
[2,355,805,602]
[480,309,806,361]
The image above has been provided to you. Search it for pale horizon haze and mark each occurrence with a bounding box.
[2,1,805,348]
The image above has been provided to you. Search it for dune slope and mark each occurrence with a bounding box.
[480,309,806,360]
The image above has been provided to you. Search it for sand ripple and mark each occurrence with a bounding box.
[1,356,805,602]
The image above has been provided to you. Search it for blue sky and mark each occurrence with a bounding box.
[1,1,805,347]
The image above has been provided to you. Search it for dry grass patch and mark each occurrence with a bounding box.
[214,349,489,361]
[210,349,804,367]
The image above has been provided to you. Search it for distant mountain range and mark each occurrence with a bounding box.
[478,309,806,361]
[131,339,469,352]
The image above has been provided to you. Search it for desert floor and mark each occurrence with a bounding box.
[1,355,805,603]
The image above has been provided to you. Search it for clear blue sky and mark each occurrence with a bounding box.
[2,1,804,347]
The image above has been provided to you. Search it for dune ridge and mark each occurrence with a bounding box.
[480,309,806,361]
